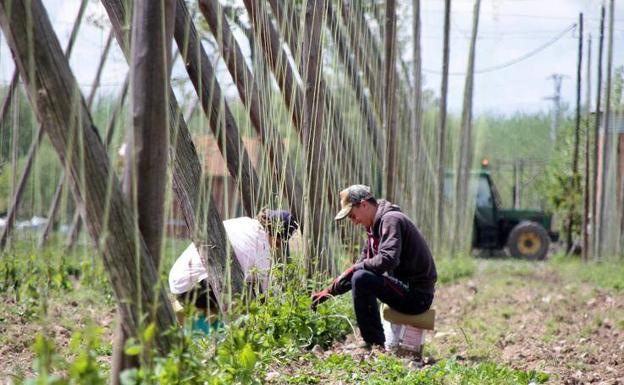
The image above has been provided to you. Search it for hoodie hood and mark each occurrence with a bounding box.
[371,199,401,233]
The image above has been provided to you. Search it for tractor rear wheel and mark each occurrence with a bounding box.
[506,221,550,260]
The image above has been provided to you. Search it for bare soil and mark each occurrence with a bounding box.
[1,259,623,384]
[429,262,624,384]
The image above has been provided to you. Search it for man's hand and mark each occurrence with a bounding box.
[310,288,332,311]
[330,262,364,295]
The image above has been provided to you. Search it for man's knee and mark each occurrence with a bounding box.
[351,269,377,291]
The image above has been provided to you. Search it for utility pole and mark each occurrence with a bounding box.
[545,74,566,141]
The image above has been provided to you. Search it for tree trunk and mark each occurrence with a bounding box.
[0,0,177,357]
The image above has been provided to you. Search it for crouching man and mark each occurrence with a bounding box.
[311,185,437,348]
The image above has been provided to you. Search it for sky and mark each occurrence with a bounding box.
[0,0,622,116]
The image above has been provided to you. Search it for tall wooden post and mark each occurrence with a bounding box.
[567,13,583,253]
[436,0,451,252]
[384,0,398,202]
[592,6,605,258]
[100,0,246,307]
[197,0,304,223]
[454,0,480,253]
[0,0,89,249]
[598,1,614,259]
[412,0,423,217]
[111,0,175,380]
[0,0,177,356]
[582,34,592,262]
[302,0,330,273]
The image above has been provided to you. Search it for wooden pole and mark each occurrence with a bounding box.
[39,31,116,249]
[100,0,246,303]
[112,0,175,379]
[436,0,451,252]
[454,0,480,253]
[302,0,331,273]
[197,0,303,223]
[0,0,89,249]
[158,4,263,217]
[326,2,383,161]
[384,0,398,202]
[593,6,605,259]
[0,0,177,352]
[267,0,362,188]
[412,0,423,217]
[598,1,614,259]
[582,34,592,262]
[567,13,583,253]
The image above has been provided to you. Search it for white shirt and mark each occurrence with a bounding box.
[168,217,271,295]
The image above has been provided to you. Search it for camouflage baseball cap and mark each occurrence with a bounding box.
[335,184,374,221]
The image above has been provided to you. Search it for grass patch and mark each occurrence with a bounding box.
[436,255,476,284]
[283,353,549,385]
[549,255,624,292]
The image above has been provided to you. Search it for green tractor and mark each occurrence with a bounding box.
[454,162,559,260]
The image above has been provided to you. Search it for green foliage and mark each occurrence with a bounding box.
[0,139,63,216]
[0,249,74,319]
[550,254,624,292]
[436,255,476,285]
[474,111,555,210]
[0,87,36,162]
[284,354,549,385]
[16,326,107,385]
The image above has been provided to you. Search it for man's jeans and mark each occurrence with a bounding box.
[351,269,433,345]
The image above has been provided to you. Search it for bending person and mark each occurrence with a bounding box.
[311,185,437,348]
[169,209,298,334]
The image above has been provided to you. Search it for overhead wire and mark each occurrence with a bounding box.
[423,22,577,76]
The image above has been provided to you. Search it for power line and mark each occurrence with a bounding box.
[422,8,624,23]
[423,22,577,76]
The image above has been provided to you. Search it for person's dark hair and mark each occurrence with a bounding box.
[176,279,217,310]
[256,209,299,240]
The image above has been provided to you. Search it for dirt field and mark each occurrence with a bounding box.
[1,258,623,384]
[429,260,624,384]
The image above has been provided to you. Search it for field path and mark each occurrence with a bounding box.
[431,260,624,384]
